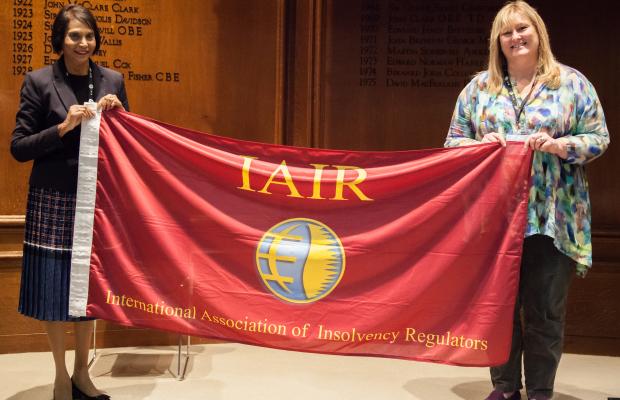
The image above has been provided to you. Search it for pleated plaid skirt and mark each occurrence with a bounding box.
[18,186,92,321]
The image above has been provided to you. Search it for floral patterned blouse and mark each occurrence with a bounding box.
[445,64,609,276]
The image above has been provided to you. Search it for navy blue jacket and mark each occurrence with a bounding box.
[11,58,129,192]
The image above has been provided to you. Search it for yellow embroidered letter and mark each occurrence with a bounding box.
[331,166,373,201]
[309,164,328,199]
[238,156,258,192]
[258,161,303,198]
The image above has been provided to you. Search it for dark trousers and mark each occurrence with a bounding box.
[490,235,575,399]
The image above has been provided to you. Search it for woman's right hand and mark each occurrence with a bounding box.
[57,104,95,137]
[480,132,506,146]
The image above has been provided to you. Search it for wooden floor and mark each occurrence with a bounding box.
[1,342,619,400]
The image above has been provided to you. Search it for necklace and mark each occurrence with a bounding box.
[503,72,538,133]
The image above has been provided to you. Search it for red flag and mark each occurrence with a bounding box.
[70,110,533,366]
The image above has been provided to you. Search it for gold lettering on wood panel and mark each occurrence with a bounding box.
[6,0,181,82]
[358,0,496,89]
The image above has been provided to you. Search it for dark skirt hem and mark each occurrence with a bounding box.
[18,187,93,322]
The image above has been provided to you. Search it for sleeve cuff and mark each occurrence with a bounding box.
[41,124,66,152]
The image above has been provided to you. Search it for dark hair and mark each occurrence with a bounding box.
[51,4,101,54]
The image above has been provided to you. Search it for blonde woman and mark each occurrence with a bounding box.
[445,1,609,399]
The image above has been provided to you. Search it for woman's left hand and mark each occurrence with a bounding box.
[98,94,125,111]
[524,132,568,158]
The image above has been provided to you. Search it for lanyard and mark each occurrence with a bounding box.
[64,63,94,102]
[503,73,537,131]
[87,67,94,102]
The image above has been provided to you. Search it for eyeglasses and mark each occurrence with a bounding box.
[66,31,95,42]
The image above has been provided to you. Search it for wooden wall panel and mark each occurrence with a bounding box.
[283,0,317,147]
[0,0,283,353]
[1,0,284,215]
[318,0,494,151]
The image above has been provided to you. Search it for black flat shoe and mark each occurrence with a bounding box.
[71,379,111,400]
[71,379,86,400]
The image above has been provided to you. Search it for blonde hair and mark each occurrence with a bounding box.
[486,1,560,93]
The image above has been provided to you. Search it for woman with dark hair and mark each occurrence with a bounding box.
[11,4,128,400]
[445,1,609,400]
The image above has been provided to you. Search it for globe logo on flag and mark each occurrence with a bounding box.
[256,218,345,303]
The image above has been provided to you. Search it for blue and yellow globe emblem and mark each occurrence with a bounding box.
[256,218,345,303]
